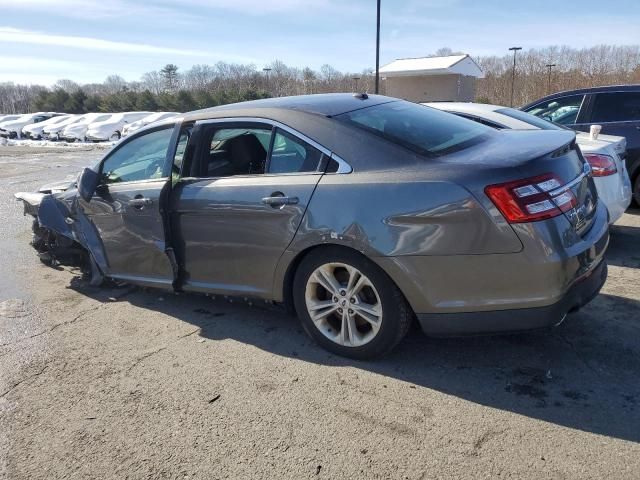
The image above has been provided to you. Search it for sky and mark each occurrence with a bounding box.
[1,0,639,85]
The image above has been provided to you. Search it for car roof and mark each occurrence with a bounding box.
[521,84,640,109]
[424,102,504,114]
[426,102,537,130]
[183,93,396,121]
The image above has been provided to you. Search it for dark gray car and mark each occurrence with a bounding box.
[16,94,609,359]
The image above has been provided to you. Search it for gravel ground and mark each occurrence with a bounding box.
[1,145,639,479]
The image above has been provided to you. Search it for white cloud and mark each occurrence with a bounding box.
[0,27,211,57]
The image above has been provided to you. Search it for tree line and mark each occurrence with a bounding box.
[1,45,639,114]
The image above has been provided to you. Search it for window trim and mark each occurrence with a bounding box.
[193,117,352,178]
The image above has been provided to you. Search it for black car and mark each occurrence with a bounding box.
[522,85,640,204]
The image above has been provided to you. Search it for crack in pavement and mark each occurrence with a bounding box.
[126,328,200,374]
[0,364,49,399]
[0,302,109,348]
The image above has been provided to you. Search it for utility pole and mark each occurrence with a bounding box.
[262,67,272,94]
[375,0,381,94]
[509,47,522,107]
[546,63,556,94]
[352,76,361,92]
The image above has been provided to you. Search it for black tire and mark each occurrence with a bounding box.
[633,173,640,207]
[293,246,413,360]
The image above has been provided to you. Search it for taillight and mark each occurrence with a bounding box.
[485,173,577,223]
[583,153,617,177]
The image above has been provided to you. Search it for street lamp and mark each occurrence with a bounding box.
[375,0,381,94]
[262,67,272,92]
[546,63,556,94]
[352,76,361,92]
[509,46,522,107]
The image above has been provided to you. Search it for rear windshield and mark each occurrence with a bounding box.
[496,107,564,131]
[335,101,491,157]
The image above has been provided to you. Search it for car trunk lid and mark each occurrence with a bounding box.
[443,130,598,235]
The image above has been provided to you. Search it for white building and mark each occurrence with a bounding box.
[380,54,484,103]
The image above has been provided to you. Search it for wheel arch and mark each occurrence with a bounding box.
[277,243,415,317]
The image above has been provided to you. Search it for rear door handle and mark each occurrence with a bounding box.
[261,195,299,207]
[128,197,153,209]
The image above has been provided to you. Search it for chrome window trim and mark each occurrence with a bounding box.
[574,119,640,126]
[194,116,353,174]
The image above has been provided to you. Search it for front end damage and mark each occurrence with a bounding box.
[15,183,105,286]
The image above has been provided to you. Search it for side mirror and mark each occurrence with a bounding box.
[78,167,101,202]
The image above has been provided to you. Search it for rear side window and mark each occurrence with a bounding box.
[496,108,564,130]
[268,128,324,173]
[591,92,640,123]
[335,101,491,157]
[524,95,584,125]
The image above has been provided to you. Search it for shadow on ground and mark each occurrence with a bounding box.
[67,281,640,446]
[60,214,640,444]
[608,223,640,268]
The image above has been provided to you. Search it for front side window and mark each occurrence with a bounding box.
[336,101,492,157]
[591,92,640,123]
[268,128,324,173]
[524,94,584,125]
[101,127,174,184]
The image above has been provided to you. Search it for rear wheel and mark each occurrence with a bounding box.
[293,247,413,359]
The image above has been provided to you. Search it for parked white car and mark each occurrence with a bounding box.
[0,114,21,124]
[425,102,633,224]
[60,113,114,142]
[42,114,86,140]
[85,112,151,142]
[0,112,62,139]
[122,112,179,137]
[22,114,75,140]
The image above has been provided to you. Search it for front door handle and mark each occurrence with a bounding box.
[128,197,153,209]
[261,194,299,207]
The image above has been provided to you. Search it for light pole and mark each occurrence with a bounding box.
[509,46,522,107]
[352,76,361,92]
[546,63,556,94]
[262,67,271,93]
[375,0,381,94]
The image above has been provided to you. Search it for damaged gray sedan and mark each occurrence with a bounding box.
[16,94,609,359]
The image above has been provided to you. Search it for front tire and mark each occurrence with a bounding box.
[293,247,413,360]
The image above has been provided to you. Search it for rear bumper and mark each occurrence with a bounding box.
[594,174,632,224]
[416,259,607,336]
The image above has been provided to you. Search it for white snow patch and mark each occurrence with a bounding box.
[1,139,117,149]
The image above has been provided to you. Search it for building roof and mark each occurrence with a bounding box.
[379,54,484,79]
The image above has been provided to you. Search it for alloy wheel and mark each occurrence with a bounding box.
[304,262,383,347]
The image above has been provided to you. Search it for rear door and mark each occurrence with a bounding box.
[79,124,177,287]
[586,91,640,176]
[172,120,329,298]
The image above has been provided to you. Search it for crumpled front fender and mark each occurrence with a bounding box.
[37,194,75,239]
[18,193,109,274]
[14,192,45,216]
